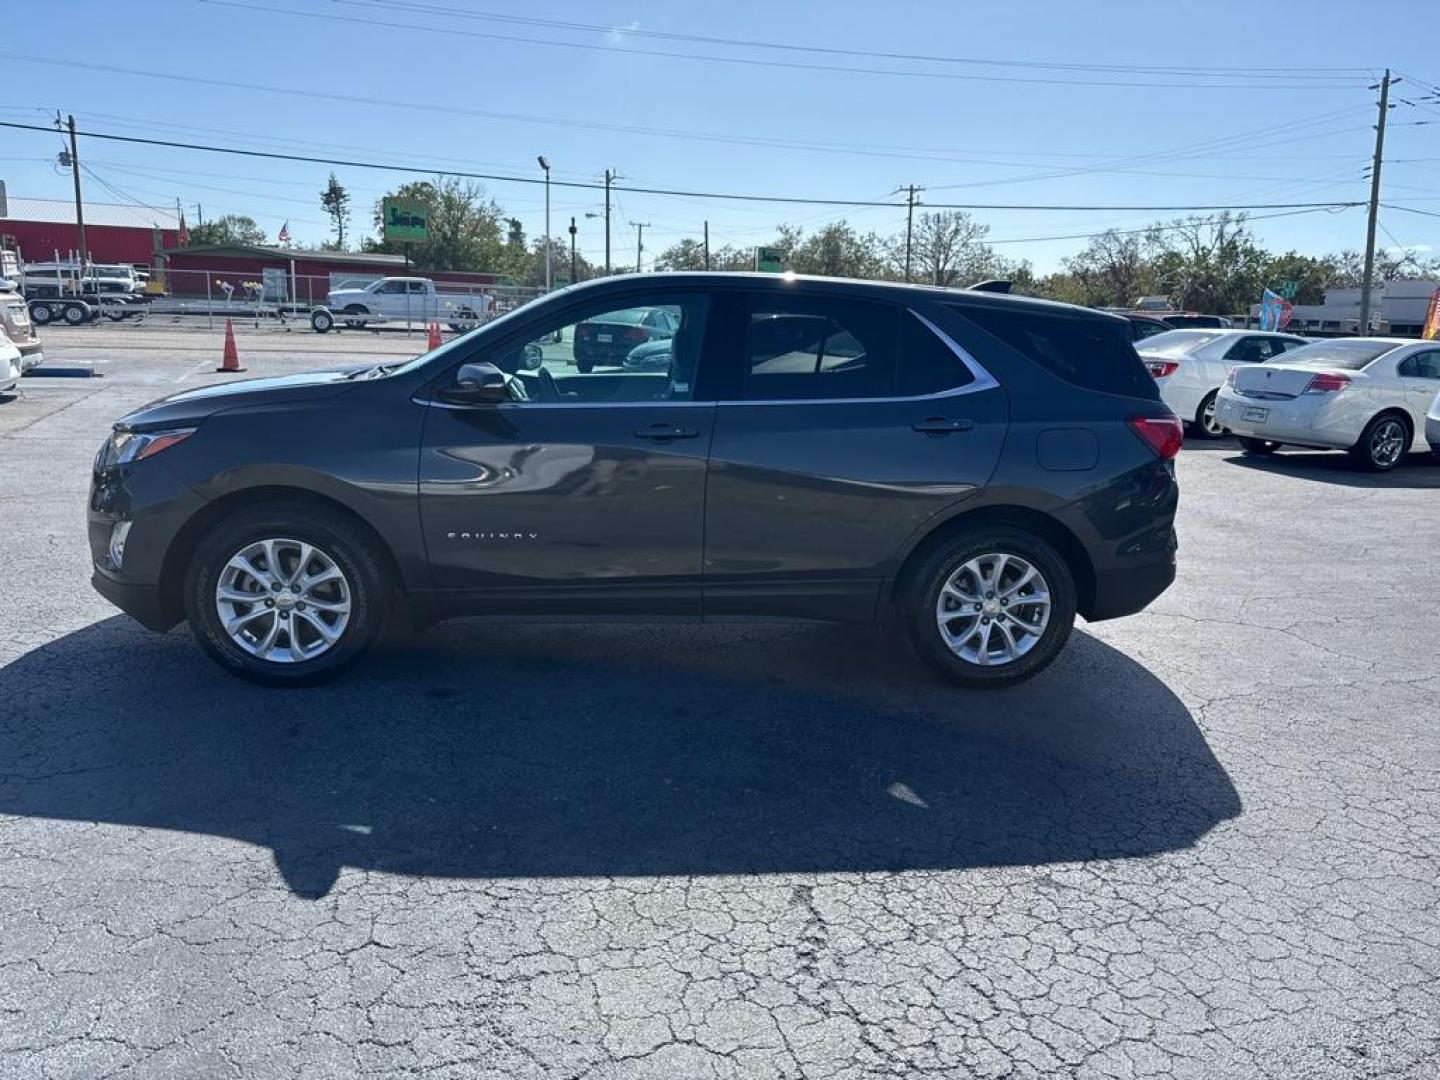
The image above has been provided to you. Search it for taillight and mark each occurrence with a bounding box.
[1303,372,1350,394]
[1144,359,1179,378]
[1127,415,1184,460]
[624,326,647,342]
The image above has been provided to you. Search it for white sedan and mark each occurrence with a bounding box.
[1216,337,1440,471]
[1137,329,1310,437]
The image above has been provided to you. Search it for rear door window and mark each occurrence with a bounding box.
[742,299,897,401]
[953,304,1156,399]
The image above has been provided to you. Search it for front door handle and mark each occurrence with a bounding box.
[911,417,974,434]
[634,423,700,440]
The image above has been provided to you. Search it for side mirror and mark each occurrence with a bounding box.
[442,361,509,405]
[520,343,544,370]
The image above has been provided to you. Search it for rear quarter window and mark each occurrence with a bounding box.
[950,304,1158,400]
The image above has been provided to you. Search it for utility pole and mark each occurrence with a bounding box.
[537,156,552,291]
[65,115,88,271]
[568,216,578,284]
[603,168,613,275]
[703,220,710,270]
[634,222,650,273]
[1359,70,1393,336]
[903,184,919,284]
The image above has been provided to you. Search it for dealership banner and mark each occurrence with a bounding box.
[1423,287,1440,341]
[1259,288,1293,331]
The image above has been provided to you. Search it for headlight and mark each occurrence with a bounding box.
[97,426,196,468]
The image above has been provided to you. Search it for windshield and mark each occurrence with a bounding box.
[1275,340,1400,371]
[1137,330,1223,356]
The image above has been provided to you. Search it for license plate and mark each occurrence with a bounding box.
[596,333,612,343]
[1242,406,1268,423]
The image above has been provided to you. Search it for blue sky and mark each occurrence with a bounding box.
[3,0,1438,273]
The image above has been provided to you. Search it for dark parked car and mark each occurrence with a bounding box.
[1123,314,1174,342]
[89,273,1180,688]
[572,305,678,372]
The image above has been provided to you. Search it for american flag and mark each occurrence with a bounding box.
[278,221,291,245]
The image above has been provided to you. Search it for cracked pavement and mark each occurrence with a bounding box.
[1,325,1438,1078]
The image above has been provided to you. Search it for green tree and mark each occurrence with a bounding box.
[1147,213,1268,315]
[653,238,751,271]
[890,210,999,287]
[1061,230,1155,308]
[1259,252,1337,305]
[366,176,506,272]
[780,221,888,278]
[187,214,267,247]
[319,172,351,250]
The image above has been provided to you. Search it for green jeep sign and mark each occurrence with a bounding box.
[382,198,429,243]
[754,246,783,273]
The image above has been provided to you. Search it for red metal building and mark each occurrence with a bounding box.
[0,197,180,266]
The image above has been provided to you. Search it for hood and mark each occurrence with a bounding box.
[117,368,362,429]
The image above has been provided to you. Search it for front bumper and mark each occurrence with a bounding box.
[90,570,176,631]
[88,457,208,632]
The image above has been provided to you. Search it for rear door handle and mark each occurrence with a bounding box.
[911,417,974,434]
[634,423,699,440]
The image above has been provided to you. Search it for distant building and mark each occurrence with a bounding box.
[1239,279,1440,337]
[0,196,181,266]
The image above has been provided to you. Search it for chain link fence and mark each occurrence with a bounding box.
[27,266,550,333]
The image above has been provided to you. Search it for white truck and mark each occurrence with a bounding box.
[314,276,492,333]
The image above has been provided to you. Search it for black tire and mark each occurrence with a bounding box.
[1192,390,1225,439]
[1349,412,1410,472]
[342,304,368,330]
[63,303,89,326]
[904,526,1077,689]
[1238,436,1281,455]
[310,309,334,333]
[183,503,391,686]
[29,302,53,325]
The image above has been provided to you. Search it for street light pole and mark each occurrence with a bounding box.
[537,156,552,292]
[634,222,650,273]
[604,168,614,275]
[568,216,578,284]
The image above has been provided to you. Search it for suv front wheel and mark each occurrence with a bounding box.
[184,503,390,686]
[905,526,1077,688]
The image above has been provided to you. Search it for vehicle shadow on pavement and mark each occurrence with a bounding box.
[0,617,1240,898]
[1224,450,1440,488]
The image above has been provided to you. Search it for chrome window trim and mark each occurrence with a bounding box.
[423,306,1002,411]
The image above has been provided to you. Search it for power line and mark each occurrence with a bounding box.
[0,119,1370,214]
[985,205,1357,246]
[196,0,1371,90]
[321,0,1374,78]
[1381,204,1440,220]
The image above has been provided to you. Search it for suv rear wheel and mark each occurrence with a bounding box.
[184,503,390,686]
[905,526,1077,688]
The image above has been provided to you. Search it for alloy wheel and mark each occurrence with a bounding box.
[1200,393,1225,436]
[935,553,1052,667]
[215,537,352,663]
[1370,419,1406,468]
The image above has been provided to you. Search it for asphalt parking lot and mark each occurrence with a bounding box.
[2,322,1438,1079]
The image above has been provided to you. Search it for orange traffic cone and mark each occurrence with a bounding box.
[426,321,442,350]
[216,318,246,372]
